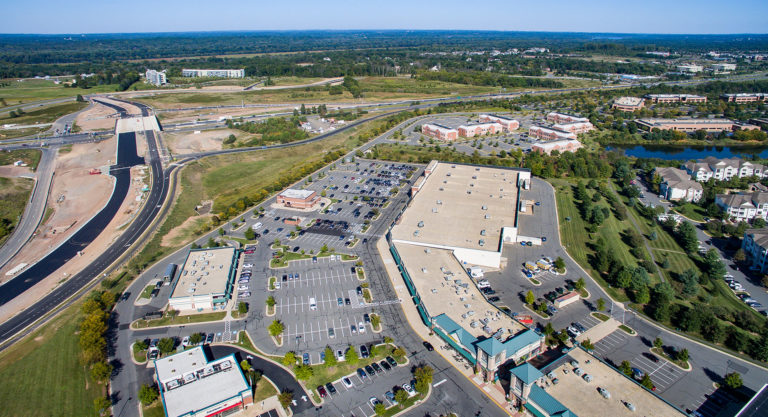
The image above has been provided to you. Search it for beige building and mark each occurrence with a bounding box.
[479,114,520,131]
[546,112,589,124]
[722,93,767,103]
[168,247,237,311]
[528,125,577,141]
[422,123,458,141]
[552,121,594,134]
[645,94,707,104]
[655,167,702,202]
[636,118,735,133]
[531,139,583,155]
[612,97,645,111]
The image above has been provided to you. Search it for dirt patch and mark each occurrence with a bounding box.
[0,165,34,178]
[161,213,212,247]
[163,129,242,154]
[158,106,294,124]
[74,101,118,132]
[0,137,150,323]
[96,97,142,117]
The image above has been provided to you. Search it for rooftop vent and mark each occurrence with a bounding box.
[417,221,424,228]
[432,207,438,213]
[482,205,487,210]
[479,239,485,246]
[436,200,442,204]
[480,229,486,236]
[472,175,477,180]
[485,214,490,219]
[439,187,444,191]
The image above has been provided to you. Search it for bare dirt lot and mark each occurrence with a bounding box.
[163,129,243,154]
[74,101,119,132]
[157,106,294,125]
[0,137,149,323]
[0,165,34,178]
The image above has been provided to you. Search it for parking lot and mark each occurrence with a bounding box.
[317,362,416,417]
[269,256,379,357]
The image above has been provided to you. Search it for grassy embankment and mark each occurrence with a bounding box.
[0,78,118,106]
[0,306,102,417]
[134,76,599,110]
[0,149,42,169]
[0,101,89,139]
[0,176,34,245]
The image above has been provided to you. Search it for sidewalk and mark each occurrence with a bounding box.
[376,237,517,416]
[576,316,622,344]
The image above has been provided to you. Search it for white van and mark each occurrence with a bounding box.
[252,222,263,230]
[309,297,317,310]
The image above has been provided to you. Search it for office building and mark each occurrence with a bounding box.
[636,118,736,133]
[478,114,520,131]
[276,189,320,209]
[531,139,583,155]
[458,122,502,138]
[528,125,577,141]
[421,123,459,141]
[654,167,702,202]
[676,64,703,73]
[181,69,245,78]
[154,347,252,417]
[645,94,707,104]
[551,121,594,134]
[168,247,237,311]
[721,93,767,103]
[145,69,167,86]
[712,63,737,72]
[546,112,589,124]
[612,97,645,111]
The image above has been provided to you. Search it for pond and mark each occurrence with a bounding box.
[606,144,768,161]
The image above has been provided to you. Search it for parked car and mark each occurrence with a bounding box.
[402,383,416,396]
[357,368,367,379]
[369,397,382,407]
[358,321,366,334]
[325,382,337,395]
[371,362,383,373]
[328,328,335,338]
[365,365,375,375]
[303,353,310,365]
[380,360,392,371]
[317,386,328,398]
[386,356,398,367]
[385,391,397,404]
[360,345,369,358]
[342,377,354,388]
[423,341,434,351]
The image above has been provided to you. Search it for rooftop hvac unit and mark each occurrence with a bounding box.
[421,268,428,273]
[446,172,451,176]
[443,180,447,184]
[485,214,490,219]
[479,239,485,246]
[472,175,477,179]
[467,190,472,194]
[413,230,420,236]
[439,187,444,191]
[470,183,475,187]
[432,208,438,213]
[482,205,487,210]
[418,221,424,227]
[425,248,431,254]
[436,200,442,204]
[489,194,493,198]
[480,230,486,236]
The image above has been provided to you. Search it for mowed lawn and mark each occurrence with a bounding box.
[0,307,101,417]
[551,179,639,301]
[0,78,116,105]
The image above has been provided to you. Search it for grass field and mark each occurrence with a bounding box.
[252,378,278,402]
[0,79,116,106]
[0,101,88,138]
[672,203,707,222]
[0,176,34,238]
[0,306,101,417]
[0,149,41,169]
[133,311,226,329]
[142,401,165,417]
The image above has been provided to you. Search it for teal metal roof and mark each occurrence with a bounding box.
[529,384,578,417]
[434,314,478,349]
[475,337,506,356]
[502,329,542,357]
[510,362,544,385]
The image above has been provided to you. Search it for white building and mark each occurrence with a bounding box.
[181,69,245,78]
[478,114,520,131]
[677,64,703,73]
[546,112,589,124]
[682,157,767,182]
[527,126,577,141]
[711,63,737,72]
[168,247,237,311]
[145,69,167,86]
[655,167,702,202]
[743,229,768,274]
[154,347,253,417]
[716,192,768,222]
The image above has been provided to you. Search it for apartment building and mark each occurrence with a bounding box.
[716,192,768,222]
[721,93,767,103]
[145,69,167,86]
[531,139,583,155]
[552,121,594,134]
[181,69,245,78]
[478,114,520,131]
[421,123,459,141]
[742,229,768,274]
[654,167,703,202]
[636,118,736,133]
[682,157,767,182]
[527,125,577,141]
[612,96,645,111]
[546,112,589,124]
[458,122,502,138]
[645,94,707,104]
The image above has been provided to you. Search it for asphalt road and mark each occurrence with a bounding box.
[0,146,57,270]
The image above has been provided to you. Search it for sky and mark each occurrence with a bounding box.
[1,0,767,35]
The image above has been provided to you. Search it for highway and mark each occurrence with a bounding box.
[0,147,57,270]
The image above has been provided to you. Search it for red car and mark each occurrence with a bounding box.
[317,385,328,398]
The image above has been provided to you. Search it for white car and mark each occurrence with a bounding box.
[402,383,416,396]
[243,263,253,268]
[476,280,491,289]
[358,322,366,334]
[181,336,190,347]
[341,376,354,388]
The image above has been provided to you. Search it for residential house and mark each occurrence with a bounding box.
[654,167,702,202]
[742,229,768,274]
[716,192,768,222]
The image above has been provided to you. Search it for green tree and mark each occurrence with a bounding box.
[734,249,746,262]
[90,361,113,383]
[640,374,654,390]
[135,339,149,351]
[93,397,111,416]
[371,314,381,330]
[269,320,284,337]
[157,337,175,355]
[294,364,313,380]
[596,298,606,311]
[266,296,276,307]
[620,360,632,376]
[240,360,252,373]
[678,268,700,297]
[392,346,407,359]
[575,277,586,291]
[345,346,359,364]
[677,222,699,253]
[218,228,225,236]
[525,290,535,305]
[282,351,297,366]
[76,94,86,102]
[374,402,387,415]
[653,337,663,349]
[394,388,409,408]
[223,134,237,145]
[581,339,595,350]
[190,333,203,345]
[138,384,159,405]
[554,257,566,271]
[278,391,294,409]
[723,372,743,390]
[543,322,555,336]
[244,228,255,240]
[414,365,434,395]
[676,348,689,363]
[324,346,337,367]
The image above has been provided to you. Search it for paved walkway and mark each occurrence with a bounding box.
[375,237,517,416]
[575,316,622,344]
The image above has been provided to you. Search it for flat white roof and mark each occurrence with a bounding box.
[614,97,644,106]
[280,188,316,200]
[392,163,520,251]
[533,139,581,150]
[155,347,249,417]
[170,247,236,300]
